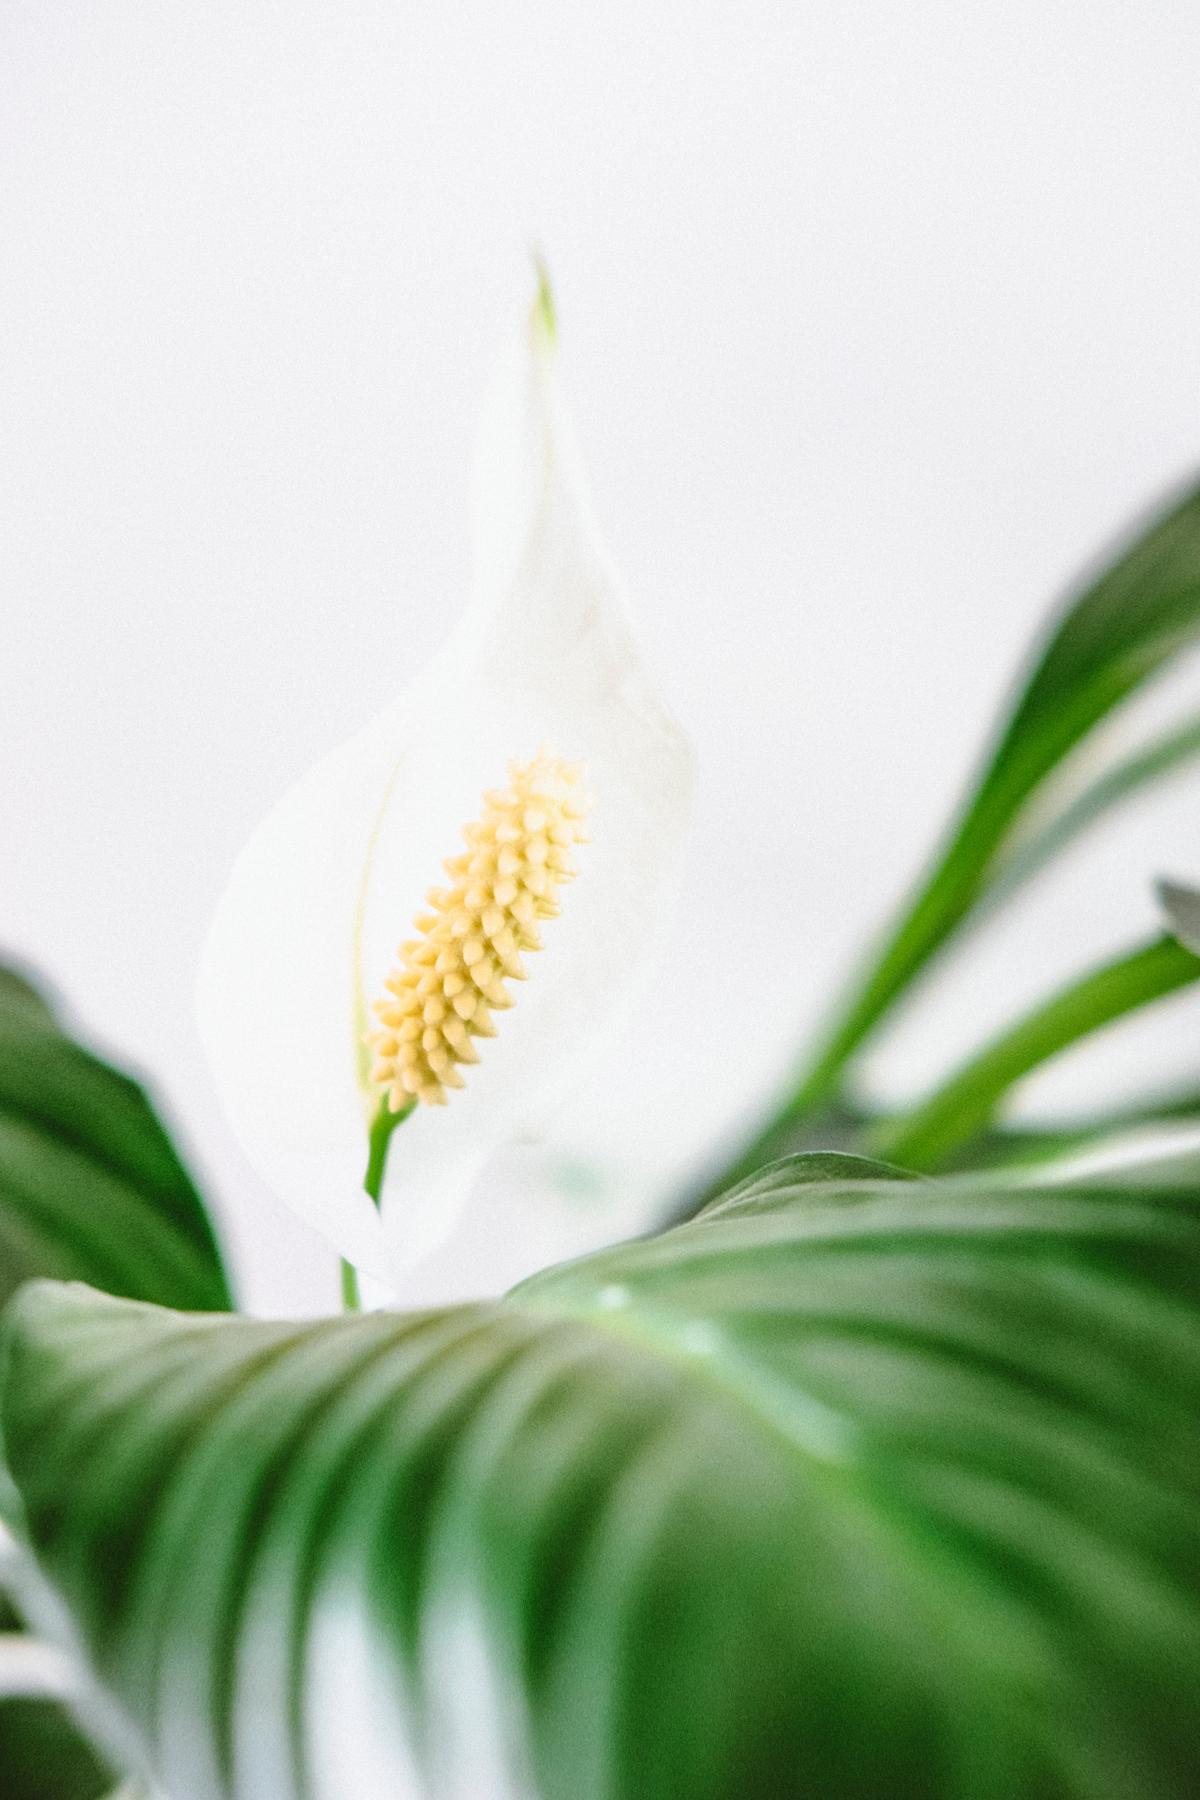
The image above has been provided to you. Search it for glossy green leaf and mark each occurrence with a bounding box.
[701,481,1200,1205]
[0,963,231,1313]
[0,964,232,1796]
[6,1156,1200,1800]
[978,711,1200,919]
[937,1084,1200,1174]
[872,932,1200,1171]
[802,480,1200,1092]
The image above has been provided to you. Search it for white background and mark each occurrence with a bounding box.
[2,1,1198,1314]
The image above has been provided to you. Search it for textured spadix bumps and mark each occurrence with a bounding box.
[198,281,694,1287]
[369,753,590,1107]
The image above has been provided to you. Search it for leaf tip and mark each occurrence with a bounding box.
[1157,877,1200,956]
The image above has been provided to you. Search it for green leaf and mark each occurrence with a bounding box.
[699,480,1200,1205]
[935,1084,1200,1175]
[1159,880,1200,955]
[0,1696,112,1800]
[976,711,1200,920]
[871,932,1200,1171]
[0,965,233,1799]
[0,969,55,1030]
[0,964,231,1313]
[803,480,1200,1092]
[0,1616,109,1798]
[6,1157,1200,1800]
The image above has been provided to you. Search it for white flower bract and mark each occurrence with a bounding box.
[197,284,694,1287]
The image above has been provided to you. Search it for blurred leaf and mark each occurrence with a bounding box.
[695,1149,913,1216]
[0,962,231,1313]
[6,1157,1200,1800]
[799,478,1200,1094]
[938,1084,1200,1174]
[1159,880,1200,955]
[873,932,1200,1171]
[0,970,55,1029]
[979,711,1200,917]
[1040,1129,1200,1192]
[700,480,1200,1209]
[0,962,231,1797]
[0,1697,112,1800]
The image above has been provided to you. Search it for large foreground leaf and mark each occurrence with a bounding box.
[5,1157,1200,1800]
[0,963,231,1312]
[0,963,231,1797]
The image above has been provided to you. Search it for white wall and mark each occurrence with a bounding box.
[2,1,1198,1313]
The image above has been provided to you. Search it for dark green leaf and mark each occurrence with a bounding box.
[700,480,1200,1206]
[0,1697,112,1800]
[804,478,1200,1094]
[936,1084,1200,1174]
[0,964,233,1800]
[978,712,1200,920]
[0,964,231,1313]
[872,933,1200,1171]
[6,1157,1200,1800]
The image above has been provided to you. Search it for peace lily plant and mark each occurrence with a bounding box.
[3,279,1200,1800]
[198,275,694,1293]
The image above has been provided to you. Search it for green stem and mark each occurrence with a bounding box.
[340,1258,362,1313]
[869,934,1200,1172]
[340,1100,416,1314]
[364,1101,413,1206]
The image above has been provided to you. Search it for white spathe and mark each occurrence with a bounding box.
[197,287,695,1287]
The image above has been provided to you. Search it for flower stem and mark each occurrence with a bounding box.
[340,1258,362,1313]
[364,1100,414,1206]
[340,1099,416,1315]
